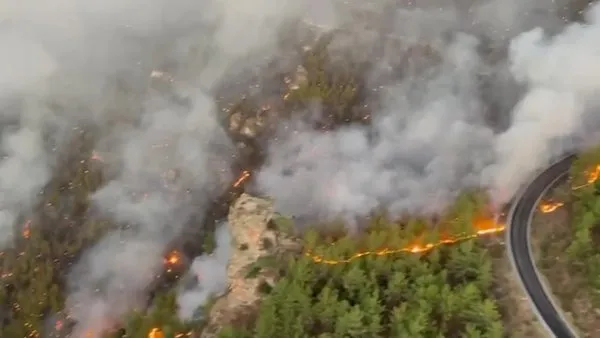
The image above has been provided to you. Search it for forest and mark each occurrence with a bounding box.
[528,145,600,335]
[553,146,600,304]
[0,120,513,338]
[111,190,507,338]
[219,214,505,338]
[0,21,591,338]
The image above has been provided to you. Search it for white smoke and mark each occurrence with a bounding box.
[256,1,600,221]
[56,0,328,336]
[2,0,600,335]
[486,3,600,200]
[65,91,232,336]
[257,33,496,222]
[0,31,58,247]
[177,223,231,320]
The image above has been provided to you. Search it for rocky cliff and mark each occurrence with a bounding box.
[201,194,299,337]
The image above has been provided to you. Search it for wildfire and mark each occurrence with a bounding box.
[232,170,251,188]
[22,220,31,239]
[539,201,564,213]
[140,162,600,338]
[149,328,164,338]
[305,216,506,264]
[572,164,600,189]
[586,164,600,184]
[540,163,600,212]
[164,250,181,266]
[304,162,600,265]
[147,328,192,338]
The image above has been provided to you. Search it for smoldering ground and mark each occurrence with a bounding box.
[2,0,600,336]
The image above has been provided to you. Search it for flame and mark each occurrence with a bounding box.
[539,201,564,213]
[542,163,600,212]
[148,328,164,338]
[147,329,191,338]
[22,220,31,239]
[304,161,600,265]
[586,164,600,184]
[572,164,600,189]
[164,251,181,265]
[232,170,250,188]
[305,216,506,264]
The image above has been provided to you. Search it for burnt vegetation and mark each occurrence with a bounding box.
[0,26,520,338]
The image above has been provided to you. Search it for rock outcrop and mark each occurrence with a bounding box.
[202,194,297,337]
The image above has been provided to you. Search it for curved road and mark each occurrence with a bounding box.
[507,154,578,338]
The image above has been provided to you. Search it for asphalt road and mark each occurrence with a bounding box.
[507,154,578,338]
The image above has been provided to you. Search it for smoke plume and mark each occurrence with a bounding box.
[177,223,231,320]
[2,0,600,335]
[485,4,600,200]
[53,0,334,336]
[256,1,600,221]
[257,33,496,222]
[0,29,57,248]
[2,0,328,335]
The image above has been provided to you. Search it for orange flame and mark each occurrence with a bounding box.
[572,164,600,189]
[148,328,164,338]
[224,163,600,265]
[232,170,250,188]
[542,163,600,212]
[304,161,600,265]
[147,329,191,338]
[539,201,564,213]
[305,216,506,264]
[22,220,31,239]
[164,251,181,265]
[586,164,600,184]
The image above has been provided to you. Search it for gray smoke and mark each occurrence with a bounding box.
[2,0,599,335]
[54,0,327,336]
[256,1,600,221]
[257,33,497,222]
[177,223,231,320]
[0,30,57,248]
[1,0,334,335]
[64,90,232,336]
[485,3,600,201]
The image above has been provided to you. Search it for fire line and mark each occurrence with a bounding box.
[146,164,600,338]
[226,163,600,266]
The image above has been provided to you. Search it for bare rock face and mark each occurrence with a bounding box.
[202,194,293,337]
